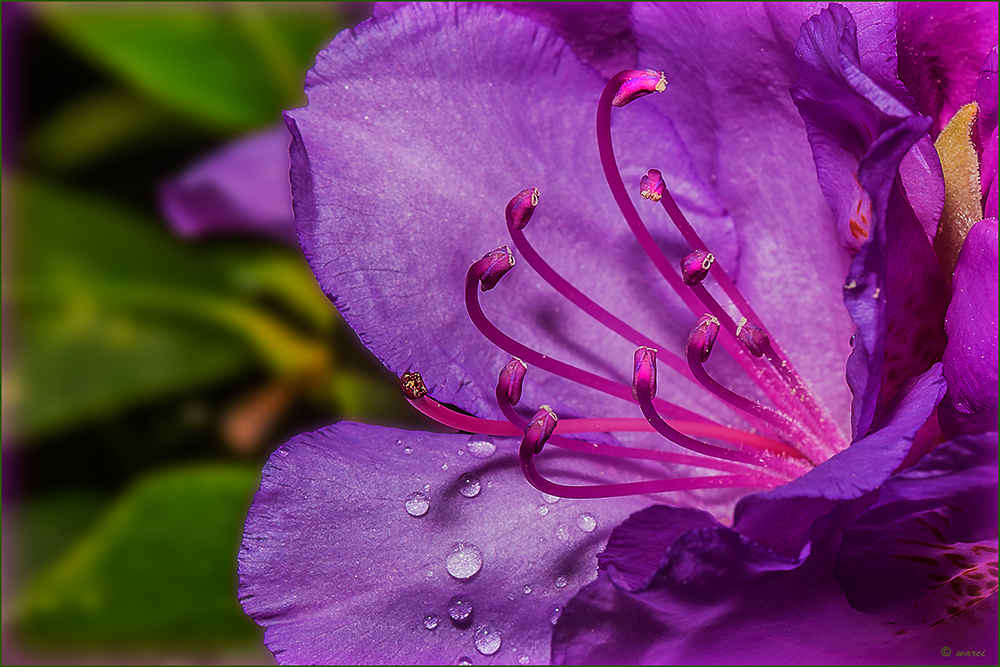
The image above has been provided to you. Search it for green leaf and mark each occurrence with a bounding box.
[13,181,331,437]
[37,4,339,129]
[16,491,110,584]
[14,465,262,647]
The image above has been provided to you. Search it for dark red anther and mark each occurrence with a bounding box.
[736,318,769,358]
[631,346,657,401]
[400,371,427,399]
[688,315,720,363]
[524,405,558,454]
[478,246,516,291]
[498,357,527,406]
[611,69,667,107]
[640,169,666,202]
[680,250,715,286]
[506,187,539,231]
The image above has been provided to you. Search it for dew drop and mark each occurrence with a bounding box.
[537,506,549,517]
[441,462,449,471]
[577,512,597,533]
[541,493,560,504]
[457,657,473,666]
[548,604,563,625]
[423,614,440,630]
[276,446,289,458]
[474,624,502,656]
[403,446,413,455]
[555,576,568,589]
[404,492,430,517]
[523,584,532,595]
[466,435,497,459]
[507,592,516,601]
[518,655,531,664]
[448,595,473,623]
[446,542,483,579]
[556,525,570,542]
[458,472,482,498]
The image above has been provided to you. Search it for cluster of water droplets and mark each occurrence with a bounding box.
[394,434,598,662]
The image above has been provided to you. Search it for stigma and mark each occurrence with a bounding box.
[400,70,846,499]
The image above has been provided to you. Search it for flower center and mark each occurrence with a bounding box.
[401,70,849,498]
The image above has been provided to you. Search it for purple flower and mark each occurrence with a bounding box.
[237,3,997,664]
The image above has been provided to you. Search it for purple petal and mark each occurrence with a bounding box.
[159,125,296,244]
[553,495,996,665]
[939,218,999,438]
[975,46,998,145]
[898,2,998,136]
[596,504,718,592]
[734,362,945,558]
[238,422,657,665]
[374,2,637,77]
[287,3,740,423]
[837,431,999,613]
[632,3,859,427]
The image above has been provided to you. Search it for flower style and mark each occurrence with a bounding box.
[236,3,998,664]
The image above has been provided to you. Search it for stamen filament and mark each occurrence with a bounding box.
[465,255,711,423]
[404,390,792,453]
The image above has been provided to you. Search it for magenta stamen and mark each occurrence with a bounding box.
[506,187,539,230]
[685,320,814,461]
[518,407,780,499]
[504,189,696,382]
[465,252,716,424]
[611,69,667,107]
[640,169,666,202]
[478,246,516,291]
[495,361,783,475]
[632,346,803,475]
[681,250,715,287]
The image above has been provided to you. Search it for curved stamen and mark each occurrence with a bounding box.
[494,359,782,475]
[632,347,803,477]
[465,249,715,424]
[504,189,695,382]
[686,316,815,461]
[518,406,781,499]
[596,73,782,401]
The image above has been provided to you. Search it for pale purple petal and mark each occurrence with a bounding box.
[939,218,999,438]
[160,125,296,244]
[898,2,998,135]
[975,46,998,146]
[632,2,858,429]
[287,3,740,424]
[238,422,654,665]
[836,431,999,613]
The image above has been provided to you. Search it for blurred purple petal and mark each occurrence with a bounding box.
[939,218,999,438]
[160,125,296,244]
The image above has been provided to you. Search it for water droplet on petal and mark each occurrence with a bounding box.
[466,435,497,459]
[577,512,597,532]
[507,592,516,601]
[441,462,449,471]
[541,493,560,504]
[537,506,549,517]
[404,492,430,517]
[555,576,568,588]
[474,624,502,656]
[458,472,482,498]
[457,657,473,666]
[448,596,473,624]
[548,604,563,625]
[518,654,531,664]
[423,614,440,630]
[556,525,569,542]
[446,543,483,579]
[523,584,532,595]
[403,446,413,455]
[276,446,289,458]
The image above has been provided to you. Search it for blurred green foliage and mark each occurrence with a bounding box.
[5,3,425,661]
[15,466,262,646]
